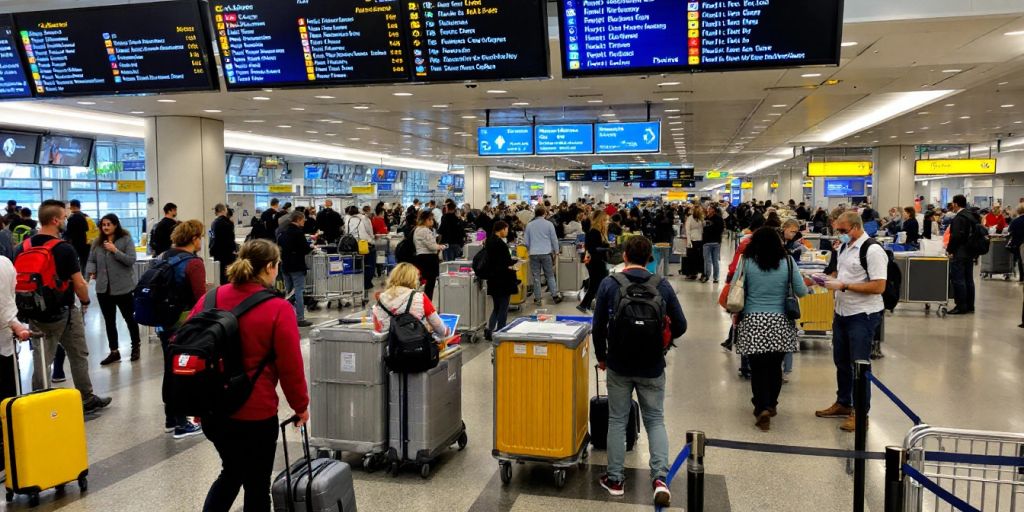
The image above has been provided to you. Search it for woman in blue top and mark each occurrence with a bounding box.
[731,227,810,431]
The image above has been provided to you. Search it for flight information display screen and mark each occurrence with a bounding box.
[559,0,842,77]
[405,0,549,82]
[209,0,410,89]
[15,0,216,96]
[0,15,31,99]
[555,170,608,182]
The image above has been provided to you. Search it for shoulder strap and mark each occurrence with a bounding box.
[610,272,630,292]
[230,289,277,318]
[376,298,396,318]
[202,289,218,311]
[859,239,879,280]
[404,291,417,314]
[41,238,63,250]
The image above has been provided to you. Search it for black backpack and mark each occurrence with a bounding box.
[338,218,362,253]
[166,289,277,418]
[395,228,417,264]
[857,239,901,312]
[471,245,490,279]
[967,220,990,257]
[608,273,668,360]
[379,293,439,373]
[133,253,198,327]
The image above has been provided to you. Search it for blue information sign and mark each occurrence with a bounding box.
[535,124,594,155]
[595,122,661,154]
[304,165,323,180]
[478,126,535,156]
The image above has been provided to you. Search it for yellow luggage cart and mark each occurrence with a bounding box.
[491,318,591,488]
[509,261,528,309]
[797,286,834,340]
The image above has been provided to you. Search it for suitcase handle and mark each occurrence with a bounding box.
[280,416,315,512]
[594,364,603,398]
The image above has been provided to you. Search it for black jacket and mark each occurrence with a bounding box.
[484,235,517,297]
[584,228,609,266]
[654,220,675,244]
[259,209,278,241]
[902,217,920,247]
[277,223,312,273]
[210,215,236,261]
[150,217,178,256]
[475,212,493,235]
[948,209,980,259]
[438,212,466,245]
[65,211,90,260]
[317,207,343,243]
[703,215,725,244]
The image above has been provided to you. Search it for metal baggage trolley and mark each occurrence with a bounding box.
[981,236,1016,280]
[492,319,591,488]
[308,318,389,469]
[305,252,346,308]
[334,253,367,307]
[437,261,490,343]
[557,240,587,297]
[900,424,1024,511]
[797,286,835,344]
[894,254,950,316]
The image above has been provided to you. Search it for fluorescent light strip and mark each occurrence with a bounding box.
[790,90,959,144]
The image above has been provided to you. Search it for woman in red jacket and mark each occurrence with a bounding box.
[190,239,310,512]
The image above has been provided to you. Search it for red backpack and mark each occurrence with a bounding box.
[14,238,70,321]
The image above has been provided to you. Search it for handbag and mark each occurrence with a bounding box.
[725,257,746,313]
[784,256,802,320]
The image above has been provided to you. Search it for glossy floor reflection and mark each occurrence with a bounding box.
[4,259,1022,511]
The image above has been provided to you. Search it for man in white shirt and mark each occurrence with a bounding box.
[816,211,887,432]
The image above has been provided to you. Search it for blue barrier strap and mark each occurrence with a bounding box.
[902,464,981,512]
[664,443,692,486]
[865,372,922,425]
[924,452,1024,467]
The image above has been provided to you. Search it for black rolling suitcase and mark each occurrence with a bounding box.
[589,366,640,451]
[272,417,357,512]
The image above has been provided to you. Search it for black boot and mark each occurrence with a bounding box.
[130,344,141,362]
[100,351,121,366]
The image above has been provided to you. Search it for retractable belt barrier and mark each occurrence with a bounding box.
[865,371,922,426]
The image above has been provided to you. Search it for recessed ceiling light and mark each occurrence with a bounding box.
[290,107,305,111]
[486,89,507,94]
[944,103,955,107]
[960,115,971,119]
[353,105,370,110]
[1001,104,1015,108]
[512,102,529,106]
[917,111,929,115]
[889,135,898,139]
[130,111,145,114]
[657,81,680,87]
[801,73,822,78]
[252,96,270,101]
[356,126,371,130]
[243,119,264,123]
[601,113,616,117]
[437,126,450,130]
[400,117,415,121]
[461,115,477,119]
[772,104,787,108]
[669,121,682,125]
[1004,30,1024,36]
[920,127,929,130]
[670,127,683,131]
[348,137,361,141]
[664,108,680,113]
[393,92,413,97]
[277,125,291,128]
[305,130,318,134]
[326,133,337,136]
[998,81,1009,85]
[940,121,952,125]
[309,139,320,142]
[157,99,176,103]
[318,118,331,122]
[76,101,96,105]
[314,95,335,99]
[328,120,343,124]
[941,69,962,73]
[459,133,472,137]
[432,104,448,108]
[587,99,603,104]
[663,97,680,102]
[841,41,858,47]
[905,131,915,134]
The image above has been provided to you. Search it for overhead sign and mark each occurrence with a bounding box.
[915,159,996,175]
[803,180,814,188]
[477,126,534,156]
[824,178,866,197]
[535,124,594,155]
[555,170,607,182]
[592,162,672,170]
[770,181,779,189]
[740,181,753,189]
[0,15,30,99]
[351,184,375,195]
[807,161,873,177]
[636,180,696,188]
[595,122,661,154]
[115,180,145,193]
[705,171,729,179]
[665,190,689,201]
[268,184,294,194]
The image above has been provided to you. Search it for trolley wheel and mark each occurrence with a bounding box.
[6,490,13,502]
[939,306,948,317]
[28,493,39,507]
[389,462,400,478]
[499,462,512,485]
[55,484,65,494]
[362,454,375,471]
[457,431,468,451]
[554,469,567,489]
[420,464,431,479]
[924,303,931,311]
[78,475,88,492]
[1005,274,1011,281]
[316,449,332,460]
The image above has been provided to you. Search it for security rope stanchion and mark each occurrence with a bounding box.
[686,431,705,512]
[853,360,871,512]
[884,446,906,512]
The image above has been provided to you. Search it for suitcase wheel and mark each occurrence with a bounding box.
[457,431,468,451]
[28,493,39,507]
[420,464,430,479]
[55,484,65,494]
[553,469,567,489]
[78,475,88,492]
[389,461,400,478]
[499,462,512,485]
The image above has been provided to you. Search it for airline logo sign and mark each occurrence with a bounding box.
[807,161,873,177]
[915,159,996,175]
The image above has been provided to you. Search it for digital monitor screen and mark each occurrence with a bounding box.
[0,15,31,100]
[478,126,534,156]
[209,0,411,89]
[227,154,245,175]
[0,131,38,164]
[595,122,661,154]
[239,156,262,177]
[304,163,326,180]
[555,170,608,182]
[535,124,594,155]
[559,0,843,77]
[636,180,696,188]
[38,135,92,167]
[824,178,866,197]
[371,168,399,183]
[608,167,693,182]
[405,0,549,82]
[438,174,453,187]
[453,175,464,190]
[15,0,217,96]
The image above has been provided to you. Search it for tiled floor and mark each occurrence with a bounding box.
[5,256,1023,511]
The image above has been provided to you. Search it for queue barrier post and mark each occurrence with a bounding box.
[883,446,906,512]
[853,360,871,512]
[686,430,705,512]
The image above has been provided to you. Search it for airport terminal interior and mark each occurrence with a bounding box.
[0,0,1018,510]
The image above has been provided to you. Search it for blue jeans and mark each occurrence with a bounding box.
[783,352,794,374]
[488,294,510,332]
[832,312,882,411]
[529,254,559,302]
[949,257,975,310]
[443,244,463,262]
[703,243,721,281]
[606,369,669,482]
[283,271,306,321]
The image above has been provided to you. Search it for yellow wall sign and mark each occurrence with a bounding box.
[803,180,814,188]
[705,171,729,179]
[740,181,753,189]
[115,180,145,193]
[770,181,779,189]
[915,159,996,175]
[268,184,294,194]
[665,190,689,201]
[807,161,873,177]
[351,185,376,195]
[508,194,519,200]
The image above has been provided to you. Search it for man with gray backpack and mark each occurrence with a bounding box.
[592,235,687,507]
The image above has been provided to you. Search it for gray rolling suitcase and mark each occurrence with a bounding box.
[386,350,468,478]
[437,269,487,343]
[273,417,357,512]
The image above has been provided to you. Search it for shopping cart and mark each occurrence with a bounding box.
[901,424,1024,511]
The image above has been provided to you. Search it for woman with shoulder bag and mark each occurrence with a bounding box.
[86,214,142,365]
[578,211,611,313]
[483,221,517,340]
[730,227,810,431]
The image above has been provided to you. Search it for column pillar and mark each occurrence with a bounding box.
[778,168,803,205]
[543,177,558,203]
[463,165,490,208]
[145,116,225,259]
[568,183,582,203]
[874,146,916,211]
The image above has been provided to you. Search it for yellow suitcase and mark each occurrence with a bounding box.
[492,319,590,476]
[510,261,528,306]
[798,287,835,333]
[1,389,89,506]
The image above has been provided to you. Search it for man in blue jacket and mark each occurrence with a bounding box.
[593,235,687,508]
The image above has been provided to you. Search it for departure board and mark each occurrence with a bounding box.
[14,1,216,96]
[404,0,549,82]
[0,15,30,99]
[559,0,842,77]
[209,0,410,89]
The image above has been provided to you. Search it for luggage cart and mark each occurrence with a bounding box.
[902,424,1024,511]
[652,243,672,278]
[509,260,528,311]
[334,253,367,308]
[305,252,347,308]
[492,318,591,489]
[437,262,490,343]
[308,318,389,470]
[980,236,1016,280]
[557,240,587,297]
[894,254,950,317]
[375,237,391,277]
[797,286,835,345]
